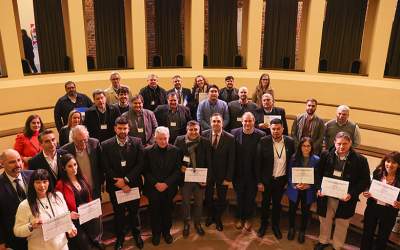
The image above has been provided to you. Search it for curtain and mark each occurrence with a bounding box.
[33,0,67,72]
[93,0,127,69]
[208,0,238,67]
[155,0,182,66]
[386,1,400,77]
[320,0,368,73]
[262,0,298,69]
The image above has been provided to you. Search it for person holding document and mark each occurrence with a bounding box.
[284,137,319,243]
[314,132,370,250]
[361,151,400,250]
[14,169,77,250]
[55,154,105,250]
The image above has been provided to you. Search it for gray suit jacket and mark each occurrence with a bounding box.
[291,113,325,154]
[122,109,158,145]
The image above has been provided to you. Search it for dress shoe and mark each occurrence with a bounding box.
[152,234,160,246]
[205,216,214,227]
[134,235,144,249]
[244,220,252,231]
[183,225,190,237]
[195,224,205,236]
[314,242,329,250]
[298,230,305,244]
[216,219,223,231]
[93,241,106,250]
[257,224,268,238]
[235,219,242,229]
[287,228,295,241]
[163,233,173,244]
[114,237,125,250]
[272,226,282,239]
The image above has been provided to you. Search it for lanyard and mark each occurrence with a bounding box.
[38,195,55,218]
[273,143,285,159]
[117,138,128,161]
[29,138,41,153]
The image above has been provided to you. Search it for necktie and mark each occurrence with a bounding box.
[14,179,26,200]
[213,134,218,149]
[177,91,181,104]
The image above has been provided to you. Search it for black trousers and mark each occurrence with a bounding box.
[260,176,287,226]
[361,202,397,250]
[27,57,38,73]
[232,174,258,220]
[148,192,174,236]
[67,218,92,250]
[109,191,141,238]
[205,180,229,220]
[288,189,311,232]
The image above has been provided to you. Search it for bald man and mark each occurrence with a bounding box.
[228,87,258,132]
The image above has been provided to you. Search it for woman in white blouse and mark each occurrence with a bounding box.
[14,169,77,250]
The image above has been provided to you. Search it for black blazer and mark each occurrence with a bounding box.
[101,136,145,194]
[166,87,193,104]
[143,144,182,200]
[252,106,289,136]
[174,135,212,187]
[59,126,71,147]
[201,129,236,183]
[218,87,239,103]
[139,85,168,111]
[28,149,69,186]
[0,170,33,250]
[230,128,266,180]
[153,104,191,142]
[61,138,104,199]
[255,135,295,185]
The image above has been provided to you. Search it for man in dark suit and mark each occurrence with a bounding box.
[28,130,68,186]
[144,126,181,246]
[154,92,191,144]
[255,118,295,239]
[174,120,212,237]
[231,112,266,231]
[139,74,167,111]
[201,113,235,231]
[218,76,239,104]
[253,93,288,136]
[101,116,144,250]
[0,149,33,250]
[84,89,121,142]
[166,75,192,105]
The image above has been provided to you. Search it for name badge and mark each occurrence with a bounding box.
[237,117,241,122]
[277,158,284,164]
[138,128,144,133]
[151,101,155,105]
[183,156,190,163]
[333,170,342,177]
[121,161,126,167]
[170,122,176,127]
[101,124,107,130]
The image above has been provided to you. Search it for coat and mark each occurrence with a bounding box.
[291,113,325,155]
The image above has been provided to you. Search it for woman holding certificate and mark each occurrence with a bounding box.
[14,169,77,250]
[284,137,318,243]
[361,151,400,250]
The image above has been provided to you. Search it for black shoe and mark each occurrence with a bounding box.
[134,235,144,249]
[183,225,190,237]
[195,224,205,236]
[163,233,173,244]
[257,224,268,238]
[216,219,223,231]
[298,230,305,244]
[205,216,214,227]
[152,234,160,246]
[272,226,282,239]
[314,242,329,250]
[287,228,295,241]
[93,241,106,250]
[115,237,125,250]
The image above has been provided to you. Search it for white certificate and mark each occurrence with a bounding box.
[369,179,400,205]
[184,168,208,183]
[42,212,72,242]
[78,198,102,225]
[321,177,349,199]
[199,93,208,103]
[264,115,281,124]
[292,168,314,184]
[115,187,140,204]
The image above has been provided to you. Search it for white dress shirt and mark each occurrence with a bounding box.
[272,138,286,178]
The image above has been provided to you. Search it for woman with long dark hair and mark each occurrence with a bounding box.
[14,114,45,168]
[14,169,76,250]
[59,110,83,147]
[284,137,319,244]
[55,154,104,250]
[252,73,274,107]
[361,151,400,250]
[188,75,210,120]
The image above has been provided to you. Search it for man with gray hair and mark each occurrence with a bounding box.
[144,126,182,246]
[139,74,167,111]
[105,71,132,105]
[324,105,361,149]
[166,75,193,105]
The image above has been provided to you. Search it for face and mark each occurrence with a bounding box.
[155,133,169,148]
[65,84,76,97]
[242,115,255,133]
[30,118,41,132]
[211,116,223,133]
[40,133,57,153]
[94,93,106,110]
[147,75,158,88]
[262,96,274,110]
[305,101,317,116]
[187,125,200,140]
[74,132,88,152]
[173,77,182,90]
[225,79,234,89]
[261,75,270,87]
[110,74,121,89]
[334,137,352,156]
[168,96,178,111]
[71,113,81,127]
[34,179,49,197]
[301,141,312,156]
[115,123,130,140]
[196,77,205,89]
[207,87,219,101]
[118,92,129,104]
[238,87,248,101]
[385,158,399,176]
[270,123,284,140]
[336,110,349,124]
[63,159,78,177]
[131,98,143,114]
[0,151,23,177]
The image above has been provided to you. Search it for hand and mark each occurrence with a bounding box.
[114,178,125,188]
[363,191,371,198]
[317,190,325,197]
[259,123,269,129]
[394,200,400,209]
[121,185,131,193]
[258,184,264,192]
[70,211,80,220]
[156,183,168,192]
[32,219,43,229]
[144,143,150,147]
[284,183,288,189]
[296,183,304,190]
[181,166,187,173]
[68,228,77,238]
[23,157,32,163]
[303,184,310,190]
[0,243,6,250]
[222,180,230,186]
[199,182,206,186]
[340,193,351,202]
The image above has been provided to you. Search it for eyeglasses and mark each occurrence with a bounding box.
[111,78,120,81]
[261,79,269,81]
[75,139,88,145]
[302,145,311,148]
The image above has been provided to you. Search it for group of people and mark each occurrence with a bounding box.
[0,71,397,250]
